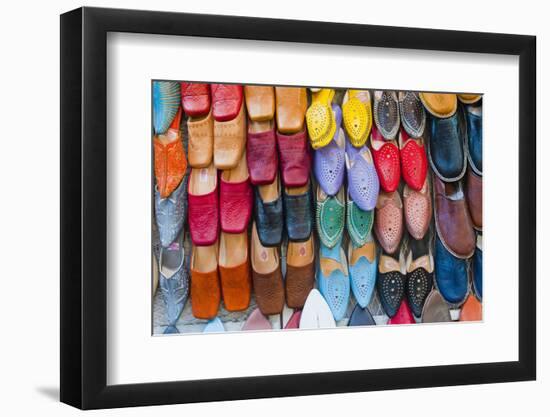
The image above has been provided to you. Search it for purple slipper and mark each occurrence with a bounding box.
[314,105,345,196]
[345,137,380,211]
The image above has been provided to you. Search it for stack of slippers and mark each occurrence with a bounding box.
[182,82,213,168]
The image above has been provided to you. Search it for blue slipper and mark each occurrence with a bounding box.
[348,237,377,308]
[317,241,350,321]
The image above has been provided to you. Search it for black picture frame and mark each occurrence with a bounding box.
[60,6,536,410]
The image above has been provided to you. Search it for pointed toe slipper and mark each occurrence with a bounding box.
[306,89,337,149]
[203,317,225,333]
[388,300,415,324]
[284,310,302,329]
[377,252,405,318]
[346,191,374,248]
[244,86,275,122]
[242,308,272,331]
[246,120,278,185]
[374,191,403,255]
[211,84,243,122]
[373,90,400,140]
[218,231,252,311]
[314,106,345,195]
[419,93,457,118]
[421,289,452,323]
[285,235,315,309]
[348,304,376,326]
[399,91,426,138]
[299,289,336,329]
[153,81,181,135]
[403,179,432,241]
[345,139,380,211]
[180,82,211,117]
[348,238,377,309]
[371,124,400,193]
[399,128,428,191]
[155,175,188,247]
[316,186,345,249]
[190,243,221,320]
[275,87,308,134]
[342,89,372,147]
[317,243,350,321]
[405,236,434,318]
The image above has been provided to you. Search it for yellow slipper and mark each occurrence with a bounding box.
[419,93,457,118]
[342,89,372,147]
[457,93,482,104]
[306,88,336,149]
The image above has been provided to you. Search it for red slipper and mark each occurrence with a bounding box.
[276,128,311,187]
[188,164,220,246]
[180,82,211,117]
[388,300,415,324]
[399,128,427,191]
[371,125,401,193]
[219,153,253,233]
[211,84,243,122]
[247,120,278,185]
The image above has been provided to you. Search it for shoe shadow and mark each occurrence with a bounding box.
[36,386,59,401]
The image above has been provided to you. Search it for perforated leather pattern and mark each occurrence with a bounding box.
[375,199,403,254]
[350,257,377,308]
[347,201,374,247]
[374,91,400,140]
[343,98,370,146]
[316,196,345,248]
[406,268,433,317]
[377,270,405,318]
[306,104,337,149]
[404,190,431,240]
[401,140,428,191]
[319,270,350,321]
[372,142,400,193]
[399,92,426,138]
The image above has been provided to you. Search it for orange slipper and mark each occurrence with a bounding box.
[244,86,275,122]
[190,242,221,320]
[459,293,482,321]
[218,231,251,311]
[275,87,308,134]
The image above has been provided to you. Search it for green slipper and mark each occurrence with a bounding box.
[346,191,374,247]
[316,186,345,248]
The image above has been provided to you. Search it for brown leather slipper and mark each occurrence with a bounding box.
[190,243,221,319]
[285,235,315,308]
[218,231,251,311]
[244,86,275,122]
[275,87,308,134]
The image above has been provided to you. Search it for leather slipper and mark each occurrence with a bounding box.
[283,182,313,242]
[275,86,307,134]
[388,300,415,324]
[203,317,225,333]
[421,289,452,323]
[371,124,400,193]
[419,93,457,118]
[398,91,426,138]
[299,289,336,329]
[458,93,482,104]
[348,237,377,309]
[250,223,285,315]
[405,235,434,317]
[244,86,275,121]
[188,162,219,246]
[254,175,284,247]
[403,178,432,240]
[348,304,376,326]
[284,310,302,329]
[342,89,372,147]
[211,84,243,122]
[247,119,278,185]
[373,91,400,140]
[285,235,315,308]
[187,109,214,168]
[242,308,272,331]
[377,251,406,318]
[153,81,181,135]
[190,242,221,320]
[374,191,403,255]
[276,127,311,188]
[317,242,350,321]
[459,293,482,321]
[214,101,246,170]
[220,152,252,233]
[180,82,211,117]
[399,127,428,191]
[306,88,337,149]
[218,231,251,311]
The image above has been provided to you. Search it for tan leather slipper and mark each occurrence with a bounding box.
[218,231,251,311]
[419,93,457,118]
[275,87,308,134]
[187,109,214,168]
[214,102,246,170]
[244,86,275,122]
[190,242,221,319]
[285,235,315,308]
[458,93,482,104]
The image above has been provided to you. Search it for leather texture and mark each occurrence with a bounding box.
[244,86,275,121]
[458,94,482,104]
[251,265,285,315]
[421,290,451,323]
[316,188,345,249]
[317,243,350,321]
[276,128,311,188]
[306,89,337,149]
[403,180,432,240]
[211,84,243,122]
[213,103,246,170]
[154,135,188,198]
[473,244,483,301]
[434,236,469,306]
[275,87,307,134]
[466,106,483,175]
[190,256,220,320]
[346,193,374,248]
[155,175,187,247]
[342,90,372,147]
[188,178,219,246]
[419,93,457,118]
[466,168,482,230]
[187,109,214,168]
[153,81,181,134]
[253,185,284,247]
[400,129,428,191]
[459,294,482,321]
[246,125,278,185]
[348,304,376,326]
[377,261,406,318]
[219,176,252,234]
[407,265,433,318]
[433,176,476,258]
[283,183,313,242]
[284,310,302,329]
[346,138,380,210]
[375,192,403,255]
[219,259,251,312]
[399,91,426,138]
[180,82,211,117]
[314,106,345,195]
[388,300,415,324]
[348,241,377,308]
[371,125,401,193]
[285,260,315,309]
[242,308,271,330]
[373,90,400,139]
[429,113,466,181]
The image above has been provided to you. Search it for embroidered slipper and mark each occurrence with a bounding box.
[342,89,372,147]
[316,185,345,249]
[219,152,252,234]
[314,105,345,196]
[203,317,225,333]
[403,178,432,240]
[213,102,246,170]
[373,90,400,140]
[187,109,214,168]
[398,91,426,138]
[218,231,251,311]
[190,242,221,320]
[348,236,377,309]
[399,128,428,191]
[211,84,243,122]
[405,235,434,317]
[153,81,181,135]
[345,137,380,211]
[374,191,403,255]
[247,119,278,185]
[286,235,315,308]
[306,88,337,149]
[317,242,350,321]
[421,289,452,323]
[251,223,285,315]
[377,251,406,318]
[242,308,272,331]
[459,293,482,321]
[254,175,284,247]
[154,108,187,198]
[244,85,275,122]
[180,82,211,117]
[419,92,457,118]
[155,173,188,247]
[188,162,219,246]
[371,124,400,193]
[276,127,311,188]
[275,87,308,134]
[388,300,415,324]
[458,93,482,104]
[348,304,376,326]
[346,191,374,248]
[299,289,336,329]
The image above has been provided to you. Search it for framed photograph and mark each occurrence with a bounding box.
[60,6,536,410]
